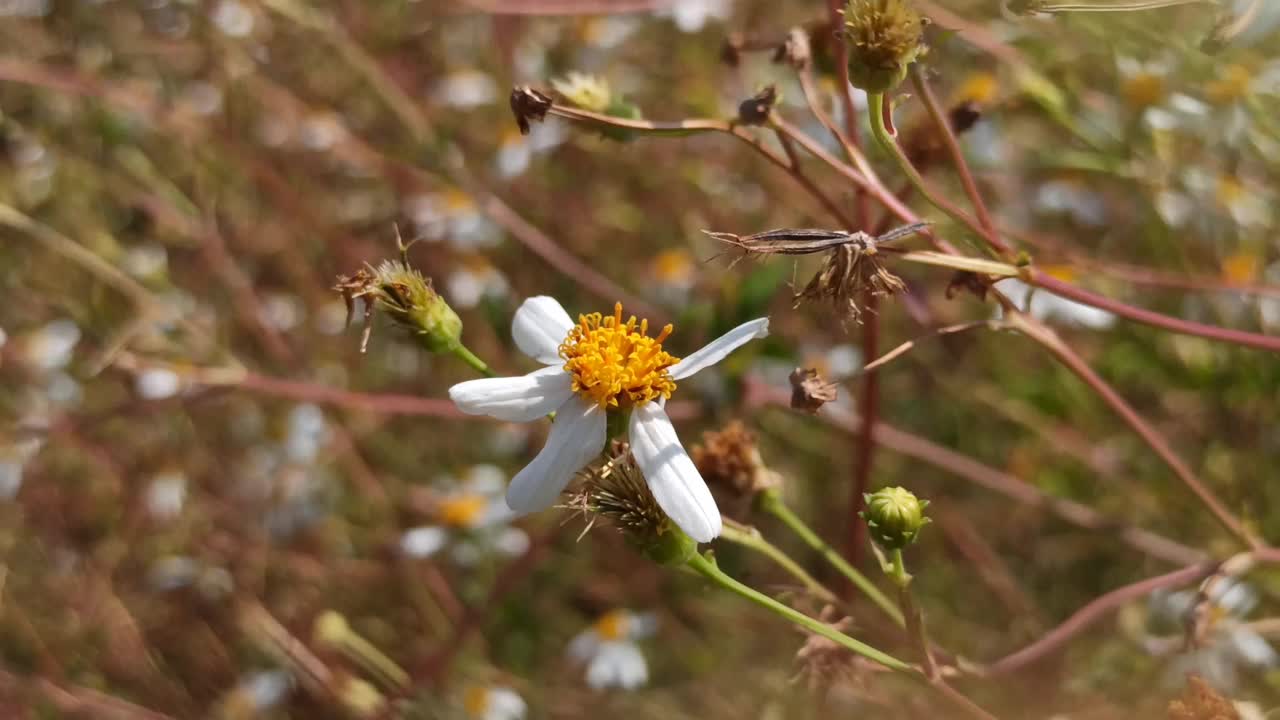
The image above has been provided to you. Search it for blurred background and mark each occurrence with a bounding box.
[1,0,1279,717]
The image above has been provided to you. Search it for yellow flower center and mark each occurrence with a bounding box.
[462,686,490,717]
[1221,252,1259,284]
[594,610,630,641]
[560,303,679,410]
[1122,72,1165,110]
[438,494,487,528]
[1205,64,1252,106]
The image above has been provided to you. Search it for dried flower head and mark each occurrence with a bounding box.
[565,442,698,566]
[1167,675,1239,720]
[945,270,992,301]
[334,259,462,353]
[551,72,612,113]
[691,421,779,499]
[794,606,864,691]
[737,85,779,126]
[789,368,839,414]
[794,245,906,323]
[841,0,927,93]
[509,86,553,135]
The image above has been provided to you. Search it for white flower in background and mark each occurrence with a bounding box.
[121,243,168,279]
[285,403,329,464]
[400,465,529,564]
[462,684,526,720]
[135,367,183,400]
[435,70,498,108]
[995,273,1116,330]
[21,319,81,371]
[1147,579,1277,691]
[220,669,293,714]
[145,470,188,521]
[657,0,732,33]
[1034,179,1107,226]
[211,0,255,38]
[448,257,510,310]
[494,123,564,180]
[646,249,696,306]
[449,297,769,542]
[568,609,655,690]
[404,190,502,250]
[0,437,42,500]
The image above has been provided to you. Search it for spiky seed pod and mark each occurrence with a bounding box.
[333,260,462,353]
[565,443,698,566]
[841,0,927,93]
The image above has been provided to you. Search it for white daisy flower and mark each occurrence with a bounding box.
[400,465,526,564]
[568,609,655,690]
[462,684,526,720]
[1147,579,1278,691]
[449,297,769,543]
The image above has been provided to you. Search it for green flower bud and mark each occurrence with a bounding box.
[860,486,930,550]
[334,260,463,354]
[841,0,926,93]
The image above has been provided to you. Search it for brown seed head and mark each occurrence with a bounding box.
[691,422,779,498]
[794,245,906,323]
[1167,675,1239,720]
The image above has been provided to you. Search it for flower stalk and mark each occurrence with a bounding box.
[718,520,840,605]
[757,490,904,626]
[683,551,912,672]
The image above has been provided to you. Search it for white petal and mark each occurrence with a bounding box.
[486,687,527,720]
[568,629,601,662]
[587,641,648,690]
[449,367,572,422]
[491,527,530,556]
[506,398,604,512]
[629,403,721,542]
[668,317,769,380]
[401,526,448,558]
[512,296,574,364]
[1229,626,1278,667]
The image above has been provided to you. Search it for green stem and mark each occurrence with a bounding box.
[757,491,904,627]
[719,521,840,605]
[890,548,910,589]
[867,92,995,259]
[451,343,495,377]
[684,552,913,673]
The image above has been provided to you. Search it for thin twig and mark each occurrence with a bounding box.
[745,378,1207,567]
[1004,313,1263,550]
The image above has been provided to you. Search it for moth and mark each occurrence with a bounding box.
[703,221,930,258]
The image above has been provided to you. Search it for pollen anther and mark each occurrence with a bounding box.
[559,303,679,409]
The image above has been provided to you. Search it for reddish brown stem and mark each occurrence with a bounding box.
[1006,314,1262,549]
[745,378,1207,567]
[1031,272,1280,353]
[238,372,471,418]
[985,562,1215,675]
[910,67,1001,247]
